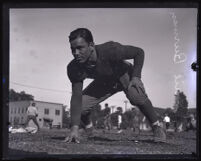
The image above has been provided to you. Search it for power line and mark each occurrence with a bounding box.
[10,82,128,102]
[10,81,71,93]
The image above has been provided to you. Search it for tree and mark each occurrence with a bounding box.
[173,90,188,117]
[9,89,19,101]
[9,89,34,101]
[164,107,173,115]
[173,90,189,131]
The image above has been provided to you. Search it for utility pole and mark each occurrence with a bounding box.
[111,106,115,113]
[124,100,128,112]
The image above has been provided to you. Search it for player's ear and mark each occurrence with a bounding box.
[89,42,95,48]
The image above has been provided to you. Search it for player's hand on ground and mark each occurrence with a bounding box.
[128,77,145,94]
[63,125,80,143]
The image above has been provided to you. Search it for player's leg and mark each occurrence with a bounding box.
[166,122,169,129]
[108,119,112,130]
[117,123,123,133]
[24,115,31,128]
[119,72,166,142]
[81,80,120,133]
[32,116,40,131]
[119,73,158,124]
[103,119,107,130]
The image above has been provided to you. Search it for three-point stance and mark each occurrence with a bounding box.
[65,28,166,143]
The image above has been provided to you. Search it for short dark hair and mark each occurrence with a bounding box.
[69,28,94,44]
[32,102,35,106]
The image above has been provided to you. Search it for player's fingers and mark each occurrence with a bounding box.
[67,136,73,143]
[63,136,71,143]
[127,82,132,91]
[135,86,141,94]
[72,137,80,144]
[139,85,145,94]
[74,138,80,144]
[63,137,69,142]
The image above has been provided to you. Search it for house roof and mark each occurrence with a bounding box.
[34,100,64,106]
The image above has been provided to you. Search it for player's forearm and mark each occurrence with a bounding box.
[70,82,83,127]
[70,93,82,127]
[132,49,144,78]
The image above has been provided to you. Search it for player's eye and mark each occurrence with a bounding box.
[71,47,75,53]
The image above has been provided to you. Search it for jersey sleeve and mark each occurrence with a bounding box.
[107,41,144,78]
[70,82,83,126]
[67,60,86,83]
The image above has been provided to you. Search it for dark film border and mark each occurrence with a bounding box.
[1,0,200,160]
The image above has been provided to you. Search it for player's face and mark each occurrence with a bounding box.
[70,37,93,64]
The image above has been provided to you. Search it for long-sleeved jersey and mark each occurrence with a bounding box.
[67,41,144,126]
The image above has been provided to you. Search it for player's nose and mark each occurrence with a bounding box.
[74,49,80,56]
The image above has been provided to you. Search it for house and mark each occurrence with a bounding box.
[9,100,65,129]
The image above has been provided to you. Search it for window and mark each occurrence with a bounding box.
[21,117,23,123]
[22,108,24,114]
[18,108,20,114]
[10,108,13,114]
[14,108,16,114]
[44,108,49,115]
[55,110,60,116]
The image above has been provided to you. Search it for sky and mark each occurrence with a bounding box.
[9,8,197,112]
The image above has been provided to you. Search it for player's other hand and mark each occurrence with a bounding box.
[128,77,145,94]
[63,125,80,143]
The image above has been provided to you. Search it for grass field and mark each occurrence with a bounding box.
[8,128,197,158]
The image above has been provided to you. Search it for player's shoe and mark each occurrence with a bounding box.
[152,123,166,143]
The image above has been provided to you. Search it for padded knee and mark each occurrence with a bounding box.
[126,86,148,106]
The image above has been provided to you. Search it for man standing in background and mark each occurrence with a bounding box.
[117,109,123,133]
[163,114,171,130]
[24,102,40,132]
[103,103,112,132]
